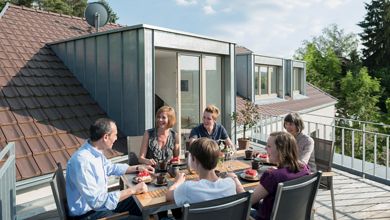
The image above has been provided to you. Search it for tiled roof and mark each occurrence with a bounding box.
[235,46,253,54]
[0,4,126,181]
[236,83,337,116]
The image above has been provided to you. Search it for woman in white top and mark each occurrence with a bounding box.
[166,138,244,206]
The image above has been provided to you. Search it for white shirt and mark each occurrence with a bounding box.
[173,177,236,206]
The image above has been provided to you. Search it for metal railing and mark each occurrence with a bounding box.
[0,142,16,220]
[235,113,390,184]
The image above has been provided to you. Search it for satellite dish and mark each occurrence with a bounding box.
[84,2,109,32]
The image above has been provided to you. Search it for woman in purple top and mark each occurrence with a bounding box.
[251,131,310,220]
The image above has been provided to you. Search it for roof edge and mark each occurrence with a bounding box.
[307,82,338,101]
[48,23,236,46]
[0,2,10,18]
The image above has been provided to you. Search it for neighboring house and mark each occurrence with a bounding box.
[235,46,337,141]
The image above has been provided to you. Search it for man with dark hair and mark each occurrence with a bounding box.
[66,118,154,219]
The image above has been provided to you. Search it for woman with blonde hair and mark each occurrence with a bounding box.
[138,106,180,166]
[250,131,310,220]
[189,104,233,147]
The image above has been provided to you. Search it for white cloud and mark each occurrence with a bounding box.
[324,0,348,9]
[203,5,216,14]
[175,0,197,6]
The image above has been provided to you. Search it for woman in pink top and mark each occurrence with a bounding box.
[251,131,310,220]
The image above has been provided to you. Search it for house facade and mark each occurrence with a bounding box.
[235,46,337,142]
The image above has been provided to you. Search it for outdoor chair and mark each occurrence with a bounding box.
[127,135,144,165]
[50,163,128,220]
[270,171,322,220]
[182,190,253,220]
[313,137,337,220]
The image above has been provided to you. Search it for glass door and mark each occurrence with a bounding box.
[178,54,201,129]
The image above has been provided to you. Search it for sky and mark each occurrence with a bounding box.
[99,0,368,58]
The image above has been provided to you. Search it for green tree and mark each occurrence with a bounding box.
[98,0,118,23]
[300,43,342,97]
[338,67,381,121]
[295,24,359,60]
[359,0,390,113]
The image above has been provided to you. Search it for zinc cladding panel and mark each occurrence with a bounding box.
[108,32,122,125]
[96,34,109,111]
[153,30,230,55]
[254,55,283,66]
[122,30,140,135]
[75,39,85,84]
[85,37,96,97]
[235,54,249,99]
[66,41,75,74]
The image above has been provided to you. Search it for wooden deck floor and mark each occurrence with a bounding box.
[314,169,390,220]
[27,168,390,220]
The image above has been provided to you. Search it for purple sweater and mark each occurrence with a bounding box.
[256,165,310,220]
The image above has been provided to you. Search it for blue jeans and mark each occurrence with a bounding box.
[75,196,142,220]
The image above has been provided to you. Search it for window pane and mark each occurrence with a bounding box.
[260,66,268,95]
[254,65,259,95]
[270,67,277,94]
[205,56,222,123]
[293,68,302,91]
[180,55,200,128]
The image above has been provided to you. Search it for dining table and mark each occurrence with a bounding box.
[121,149,273,220]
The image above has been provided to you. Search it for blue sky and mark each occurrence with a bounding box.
[98,0,367,58]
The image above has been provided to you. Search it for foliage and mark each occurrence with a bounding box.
[338,67,381,121]
[295,24,359,60]
[300,43,342,97]
[232,99,261,139]
[0,0,118,23]
[98,0,118,23]
[359,0,390,113]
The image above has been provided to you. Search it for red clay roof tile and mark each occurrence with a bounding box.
[1,123,24,141]
[6,97,26,110]
[42,107,61,121]
[42,135,65,151]
[19,122,40,138]
[35,96,53,108]
[34,121,57,136]
[56,106,76,119]
[16,166,21,181]
[28,109,49,122]
[33,153,56,174]
[14,139,32,158]
[58,133,80,149]
[0,4,124,180]
[0,110,17,125]
[63,118,84,132]
[26,137,49,155]
[50,120,70,134]
[16,156,40,179]
[49,96,68,107]
[50,150,70,169]
[2,86,19,97]
[13,109,34,123]
[0,98,10,111]
[21,97,41,109]
[66,147,78,157]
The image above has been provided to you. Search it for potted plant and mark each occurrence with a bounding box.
[232,99,261,150]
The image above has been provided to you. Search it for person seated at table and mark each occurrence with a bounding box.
[189,104,234,148]
[66,118,154,219]
[166,138,245,207]
[284,112,316,172]
[139,106,180,166]
[250,131,310,220]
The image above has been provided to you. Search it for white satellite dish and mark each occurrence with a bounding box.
[84,2,109,32]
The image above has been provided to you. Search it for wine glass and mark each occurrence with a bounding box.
[226,145,237,172]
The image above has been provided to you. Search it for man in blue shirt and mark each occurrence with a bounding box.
[66,118,154,219]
